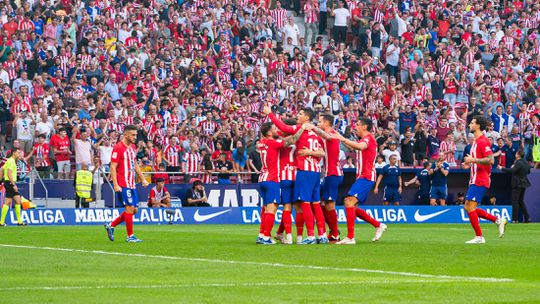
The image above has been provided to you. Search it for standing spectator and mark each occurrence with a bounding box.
[329,1,350,44]
[304,0,319,45]
[13,111,34,155]
[386,38,400,79]
[282,17,301,46]
[182,142,202,184]
[499,150,531,223]
[215,152,234,184]
[426,128,440,161]
[400,129,415,166]
[381,141,401,166]
[232,141,248,183]
[31,134,51,178]
[51,128,71,179]
[72,126,93,171]
[163,137,182,173]
[440,133,457,167]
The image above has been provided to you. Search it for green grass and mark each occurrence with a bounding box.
[0,224,539,303]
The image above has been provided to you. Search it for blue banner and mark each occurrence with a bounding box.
[1,206,511,226]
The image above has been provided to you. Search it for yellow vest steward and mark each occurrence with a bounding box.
[75,170,93,199]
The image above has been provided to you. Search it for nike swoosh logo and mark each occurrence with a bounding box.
[414,209,450,222]
[194,209,232,222]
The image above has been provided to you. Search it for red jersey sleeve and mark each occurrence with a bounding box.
[269,113,298,134]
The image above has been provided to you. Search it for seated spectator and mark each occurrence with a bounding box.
[382,141,401,166]
[454,192,465,205]
[343,156,355,168]
[147,178,171,208]
[185,180,210,207]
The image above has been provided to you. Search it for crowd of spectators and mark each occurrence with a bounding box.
[0,0,539,183]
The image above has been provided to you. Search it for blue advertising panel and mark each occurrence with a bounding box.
[0,206,511,226]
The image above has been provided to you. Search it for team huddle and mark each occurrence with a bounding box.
[98,110,507,245]
[256,107,507,245]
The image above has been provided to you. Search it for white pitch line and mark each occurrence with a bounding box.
[0,280,459,291]
[0,244,513,283]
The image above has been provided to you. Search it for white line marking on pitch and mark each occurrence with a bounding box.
[0,280,459,291]
[0,244,513,283]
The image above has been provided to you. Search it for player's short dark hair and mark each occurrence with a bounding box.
[358,117,373,132]
[473,115,488,131]
[283,118,297,126]
[302,108,315,120]
[37,134,46,139]
[260,122,273,137]
[58,127,66,133]
[156,177,165,183]
[517,150,525,158]
[320,113,334,125]
[124,124,138,132]
[193,180,203,187]
[423,161,431,168]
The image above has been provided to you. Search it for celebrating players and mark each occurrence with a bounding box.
[462,116,507,244]
[264,106,328,244]
[104,125,150,243]
[256,122,306,245]
[331,117,387,244]
[309,113,343,242]
[275,118,300,245]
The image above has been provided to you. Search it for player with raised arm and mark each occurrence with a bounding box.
[263,105,328,245]
[331,117,387,244]
[309,113,343,242]
[462,116,507,244]
[104,125,149,243]
[275,118,300,245]
[256,122,306,244]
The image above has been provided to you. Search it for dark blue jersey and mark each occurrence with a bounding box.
[416,169,431,194]
[430,162,449,186]
[382,164,401,188]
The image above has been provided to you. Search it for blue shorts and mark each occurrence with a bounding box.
[294,170,321,203]
[466,184,488,203]
[383,187,401,203]
[322,175,343,201]
[430,185,448,200]
[117,187,139,207]
[417,192,430,204]
[347,178,375,204]
[259,181,281,205]
[280,180,295,204]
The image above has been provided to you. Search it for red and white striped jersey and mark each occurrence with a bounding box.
[304,2,319,23]
[323,129,343,177]
[270,8,288,29]
[355,133,377,181]
[469,134,492,188]
[258,138,285,182]
[199,120,218,136]
[33,143,50,167]
[502,36,514,51]
[111,141,138,189]
[183,152,202,174]
[164,144,181,167]
[439,140,456,164]
[3,60,18,80]
[279,145,296,181]
[168,114,180,130]
[269,114,324,172]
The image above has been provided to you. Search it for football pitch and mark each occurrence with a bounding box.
[0,224,539,303]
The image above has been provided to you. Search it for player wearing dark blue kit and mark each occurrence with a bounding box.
[404,161,431,204]
[374,155,402,205]
[429,156,450,206]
